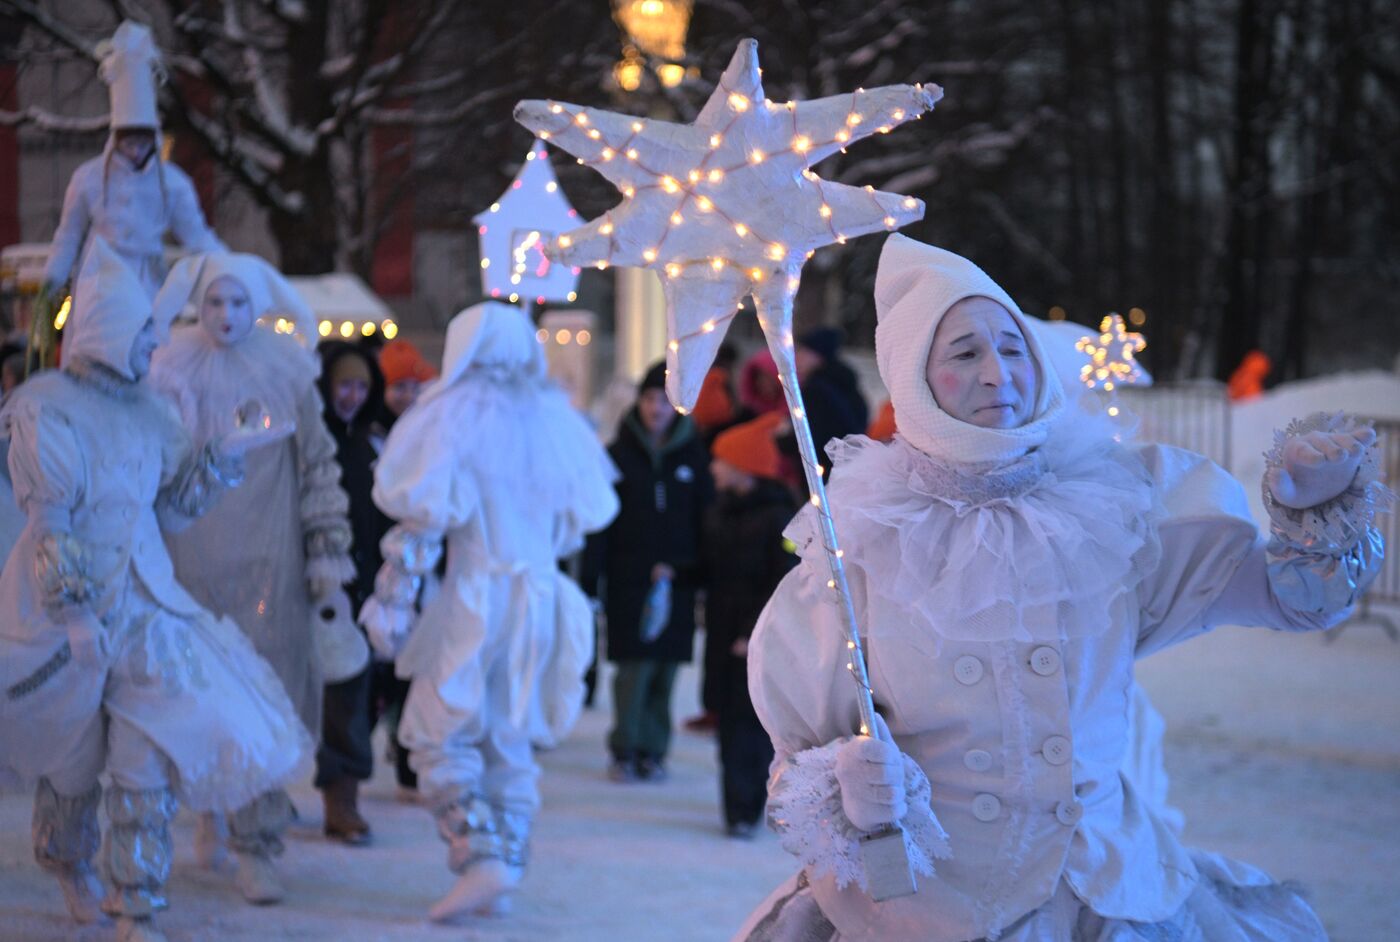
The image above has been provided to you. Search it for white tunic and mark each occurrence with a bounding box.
[150,325,353,732]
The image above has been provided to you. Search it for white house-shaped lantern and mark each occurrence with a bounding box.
[474,143,582,307]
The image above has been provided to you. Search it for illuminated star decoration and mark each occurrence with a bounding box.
[514,38,942,409]
[474,142,584,308]
[1075,313,1148,393]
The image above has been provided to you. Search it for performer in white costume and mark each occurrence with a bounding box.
[42,22,224,300]
[0,239,308,942]
[739,235,1388,942]
[147,252,357,893]
[361,301,619,922]
[150,252,355,732]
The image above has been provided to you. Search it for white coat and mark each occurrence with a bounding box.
[43,145,224,297]
[748,428,1377,942]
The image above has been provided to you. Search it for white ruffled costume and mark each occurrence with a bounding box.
[361,301,618,885]
[148,252,355,732]
[0,239,308,926]
[739,235,1387,942]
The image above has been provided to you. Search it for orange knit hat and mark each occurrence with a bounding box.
[712,411,786,481]
[380,339,437,386]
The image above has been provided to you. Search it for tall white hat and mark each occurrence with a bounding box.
[97,21,163,130]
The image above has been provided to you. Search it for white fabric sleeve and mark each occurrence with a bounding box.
[1133,444,1259,656]
[371,401,476,535]
[165,165,226,254]
[749,564,950,891]
[1136,438,1388,656]
[4,398,93,611]
[42,167,92,288]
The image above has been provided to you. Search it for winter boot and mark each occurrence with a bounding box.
[32,778,105,924]
[226,790,293,905]
[428,796,529,922]
[52,863,106,924]
[321,777,371,845]
[193,812,229,870]
[115,915,169,942]
[233,850,284,905]
[428,858,523,923]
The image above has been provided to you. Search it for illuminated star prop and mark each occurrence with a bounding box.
[515,42,944,900]
[514,38,941,408]
[1075,313,1148,392]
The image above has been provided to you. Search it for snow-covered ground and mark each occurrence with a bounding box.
[2,621,1398,941]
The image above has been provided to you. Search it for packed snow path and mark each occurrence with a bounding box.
[1,621,1397,940]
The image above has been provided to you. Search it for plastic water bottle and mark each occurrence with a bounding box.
[639,575,672,644]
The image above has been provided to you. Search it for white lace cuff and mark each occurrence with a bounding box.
[1262,412,1394,555]
[767,739,951,892]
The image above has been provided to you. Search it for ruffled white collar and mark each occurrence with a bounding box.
[791,423,1162,648]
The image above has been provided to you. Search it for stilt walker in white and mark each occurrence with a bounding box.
[361,301,619,921]
[42,22,224,301]
[0,238,309,942]
[147,252,359,901]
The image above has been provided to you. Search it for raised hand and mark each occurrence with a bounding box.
[1268,425,1376,510]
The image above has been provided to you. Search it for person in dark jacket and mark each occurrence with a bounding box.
[584,361,713,782]
[793,327,869,473]
[702,412,799,836]
[314,341,412,842]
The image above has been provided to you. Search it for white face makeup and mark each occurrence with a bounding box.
[199,275,255,347]
[128,317,159,378]
[924,297,1038,429]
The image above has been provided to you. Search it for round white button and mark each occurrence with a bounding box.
[972,793,1001,822]
[964,749,993,772]
[1042,736,1071,765]
[953,655,984,685]
[1029,646,1060,676]
[1055,799,1084,826]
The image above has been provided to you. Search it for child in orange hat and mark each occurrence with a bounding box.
[379,338,438,422]
[702,412,798,837]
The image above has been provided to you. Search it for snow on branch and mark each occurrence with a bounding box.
[366,83,527,128]
[843,19,923,70]
[0,106,108,133]
[0,0,100,59]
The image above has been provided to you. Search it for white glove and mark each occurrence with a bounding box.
[834,713,908,833]
[359,596,412,661]
[1268,425,1376,509]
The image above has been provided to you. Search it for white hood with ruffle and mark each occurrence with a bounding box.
[873,234,1065,466]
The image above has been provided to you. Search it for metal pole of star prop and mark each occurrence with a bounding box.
[515,38,941,901]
